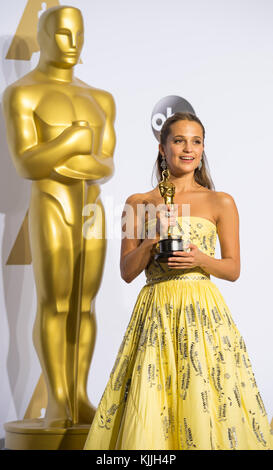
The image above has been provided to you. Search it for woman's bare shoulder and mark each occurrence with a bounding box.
[124,188,158,205]
[212,191,237,206]
[210,191,238,223]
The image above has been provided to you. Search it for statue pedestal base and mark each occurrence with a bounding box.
[5,419,90,450]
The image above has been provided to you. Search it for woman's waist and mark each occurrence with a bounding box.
[145,266,211,286]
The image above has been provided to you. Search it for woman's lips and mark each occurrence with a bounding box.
[179,156,194,161]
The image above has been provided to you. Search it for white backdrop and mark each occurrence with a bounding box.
[1,0,273,441]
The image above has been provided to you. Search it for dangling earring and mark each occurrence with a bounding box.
[161,155,167,171]
[198,159,203,170]
[160,155,170,180]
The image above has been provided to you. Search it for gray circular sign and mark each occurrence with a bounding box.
[151,95,195,141]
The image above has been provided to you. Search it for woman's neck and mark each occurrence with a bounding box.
[168,173,201,193]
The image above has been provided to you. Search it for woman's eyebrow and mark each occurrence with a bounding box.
[173,134,202,138]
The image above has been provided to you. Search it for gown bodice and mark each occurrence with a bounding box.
[144,216,217,285]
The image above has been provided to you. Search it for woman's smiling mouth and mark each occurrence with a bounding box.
[179,156,194,161]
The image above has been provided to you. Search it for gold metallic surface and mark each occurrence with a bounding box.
[5,420,89,450]
[158,168,176,238]
[158,169,175,206]
[3,5,115,449]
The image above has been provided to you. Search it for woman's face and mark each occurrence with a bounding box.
[159,120,204,177]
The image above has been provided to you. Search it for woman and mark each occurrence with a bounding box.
[84,112,273,450]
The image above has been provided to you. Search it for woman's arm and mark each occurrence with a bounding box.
[199,192,240,281]
[120,194,155,283]
[168,192,241,282]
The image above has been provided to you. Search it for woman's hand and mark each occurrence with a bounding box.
[142,204,177,253]
[155,204,176,237]
[167,243,206,269]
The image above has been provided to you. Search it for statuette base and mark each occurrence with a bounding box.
[155,237,184,263]
[5,419,90,450]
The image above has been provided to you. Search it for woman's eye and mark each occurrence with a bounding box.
[174,139,201,144]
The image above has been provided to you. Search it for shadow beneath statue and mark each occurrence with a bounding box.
[0,35,40,427]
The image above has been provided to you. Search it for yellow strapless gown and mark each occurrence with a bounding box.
[84,216,273,450]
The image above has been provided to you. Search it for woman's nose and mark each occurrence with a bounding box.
[183,141,192,152]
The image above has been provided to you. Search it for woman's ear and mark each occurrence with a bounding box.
[159,143,164,157]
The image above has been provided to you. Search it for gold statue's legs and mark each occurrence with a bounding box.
[29,194,74,427]
[76,197,106,423]
[28,188,106,427]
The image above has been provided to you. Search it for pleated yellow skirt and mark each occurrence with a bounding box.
[84,277,273,450]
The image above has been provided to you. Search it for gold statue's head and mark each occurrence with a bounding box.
[37,6,84,67]
[158,168,175,203]
[159,180,175,202]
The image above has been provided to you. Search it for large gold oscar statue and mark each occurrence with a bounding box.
[3,5,116,450]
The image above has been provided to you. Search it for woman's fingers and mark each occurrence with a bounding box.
[168,251,194,267]
[156,214,175,234]
[169,251,192,258]
[168,255,189,259]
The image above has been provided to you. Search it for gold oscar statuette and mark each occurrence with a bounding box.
[155,169,184,262]
[3,5,116,450]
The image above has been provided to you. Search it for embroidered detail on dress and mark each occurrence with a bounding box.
[146,274,210,285]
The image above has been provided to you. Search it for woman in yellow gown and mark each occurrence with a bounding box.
[84,112,273,450]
